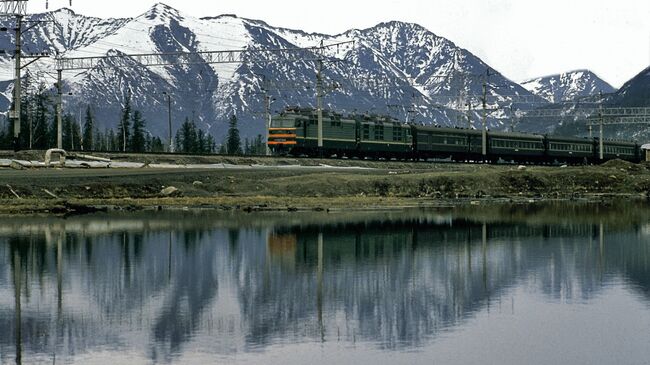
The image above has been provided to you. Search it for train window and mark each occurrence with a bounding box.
[375,125,384,140]
[363,125,370,139]
[330,116,342,127]
[393,127,403,142]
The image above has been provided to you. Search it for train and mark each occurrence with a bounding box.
[268,107,644,164]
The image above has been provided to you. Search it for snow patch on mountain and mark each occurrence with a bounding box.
[521,70,615,103]
[0,3,549,140]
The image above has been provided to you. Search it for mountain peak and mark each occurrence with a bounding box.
[141,2,183,22]
[51,7,76,15]
[611,65,650,107]
[522,69,615,103]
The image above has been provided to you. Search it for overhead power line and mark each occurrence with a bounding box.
[55,42,353,70]
[51,40,354,154]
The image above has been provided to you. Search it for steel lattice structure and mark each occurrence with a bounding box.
[0,0,27,16]
[55,42,353,71]
[587,116,650,126]
[522,107,650,118]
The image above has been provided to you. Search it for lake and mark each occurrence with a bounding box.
[1,202,650,364]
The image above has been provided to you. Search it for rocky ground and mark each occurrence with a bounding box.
[0,150,649,215]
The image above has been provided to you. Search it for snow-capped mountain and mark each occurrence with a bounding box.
[521,70,615,103]
[0,3,545,140]
[611,65,650,107]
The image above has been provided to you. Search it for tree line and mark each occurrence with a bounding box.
[0,83,266,155]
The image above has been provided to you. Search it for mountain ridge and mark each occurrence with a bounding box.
[0,3,618,142]
[521,70,615,103]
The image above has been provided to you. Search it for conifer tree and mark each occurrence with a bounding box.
[244,137,250,155]
[83,106,94,151]
[118,91,132,151]
[62,114,82,150]
[149,136,164,152]
[31,84,52,149]
[107,129,117,151]
[130,110,146,152]
[218,142,227,154]
[206,134,216,153]
[226,115,242,155]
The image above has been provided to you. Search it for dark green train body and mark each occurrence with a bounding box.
[268,108,643,164]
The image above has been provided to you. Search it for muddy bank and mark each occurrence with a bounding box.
[0,156,649,215]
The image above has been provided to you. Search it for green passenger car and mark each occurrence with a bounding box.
[546,136,595,163]
[487,132,545,161]
[599,139,639,161]
[413,125,482,160]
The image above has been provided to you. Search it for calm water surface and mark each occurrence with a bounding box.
[1,203,650,364]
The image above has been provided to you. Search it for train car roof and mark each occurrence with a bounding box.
[415,125,483,135]
[599,139,638,146]
[488,131,544,139]
[547,135,595,143]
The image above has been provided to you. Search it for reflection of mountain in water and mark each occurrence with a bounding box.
[0,210,649,363]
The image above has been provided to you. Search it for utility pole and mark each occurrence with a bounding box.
[481,69,489,157]
[265,94,271,156]
[510,105,518,133]
[599,91,604,161]
[168,95,172,152]
[56,69,62,149]
[12,14,22,151]
[258,75,272,156]
[466,101,472,129]
[3,1,53,151]
[316,40,324,151]
[160,91,173,152]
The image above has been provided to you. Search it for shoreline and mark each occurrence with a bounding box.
[1,153,649,216]
[1,194,647,216]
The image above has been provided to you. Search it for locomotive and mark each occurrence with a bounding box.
[268,107,642,164]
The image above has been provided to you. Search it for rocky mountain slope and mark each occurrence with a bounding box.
[521,70,615,103]
[0,3,563,141]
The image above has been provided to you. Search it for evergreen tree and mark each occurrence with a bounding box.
[206,134,216,153]
[94,129,105,151]
[175,117,198,153]
[83,106,94,151]
[197,130,206,153]
[107,128,117,151]
[130,110,146,152]
[0,116,10,149]
[149,136,164,152]
[62,114,81,150]
[118,91,132,151]
[218,143,227,154]
[255,134,265,155]
[31,84,52,149]
[174,132,182,153]
[244,138,250,155]
[226,115,242,155]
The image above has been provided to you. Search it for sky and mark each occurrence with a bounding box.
[27,0,650,88]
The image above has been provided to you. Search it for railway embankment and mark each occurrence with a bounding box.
[0,151,649,215]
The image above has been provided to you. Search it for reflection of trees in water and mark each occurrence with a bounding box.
[0,216,649,362]
[0,228,220,364]
[238,220,650,349]
[149,233,219,363]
